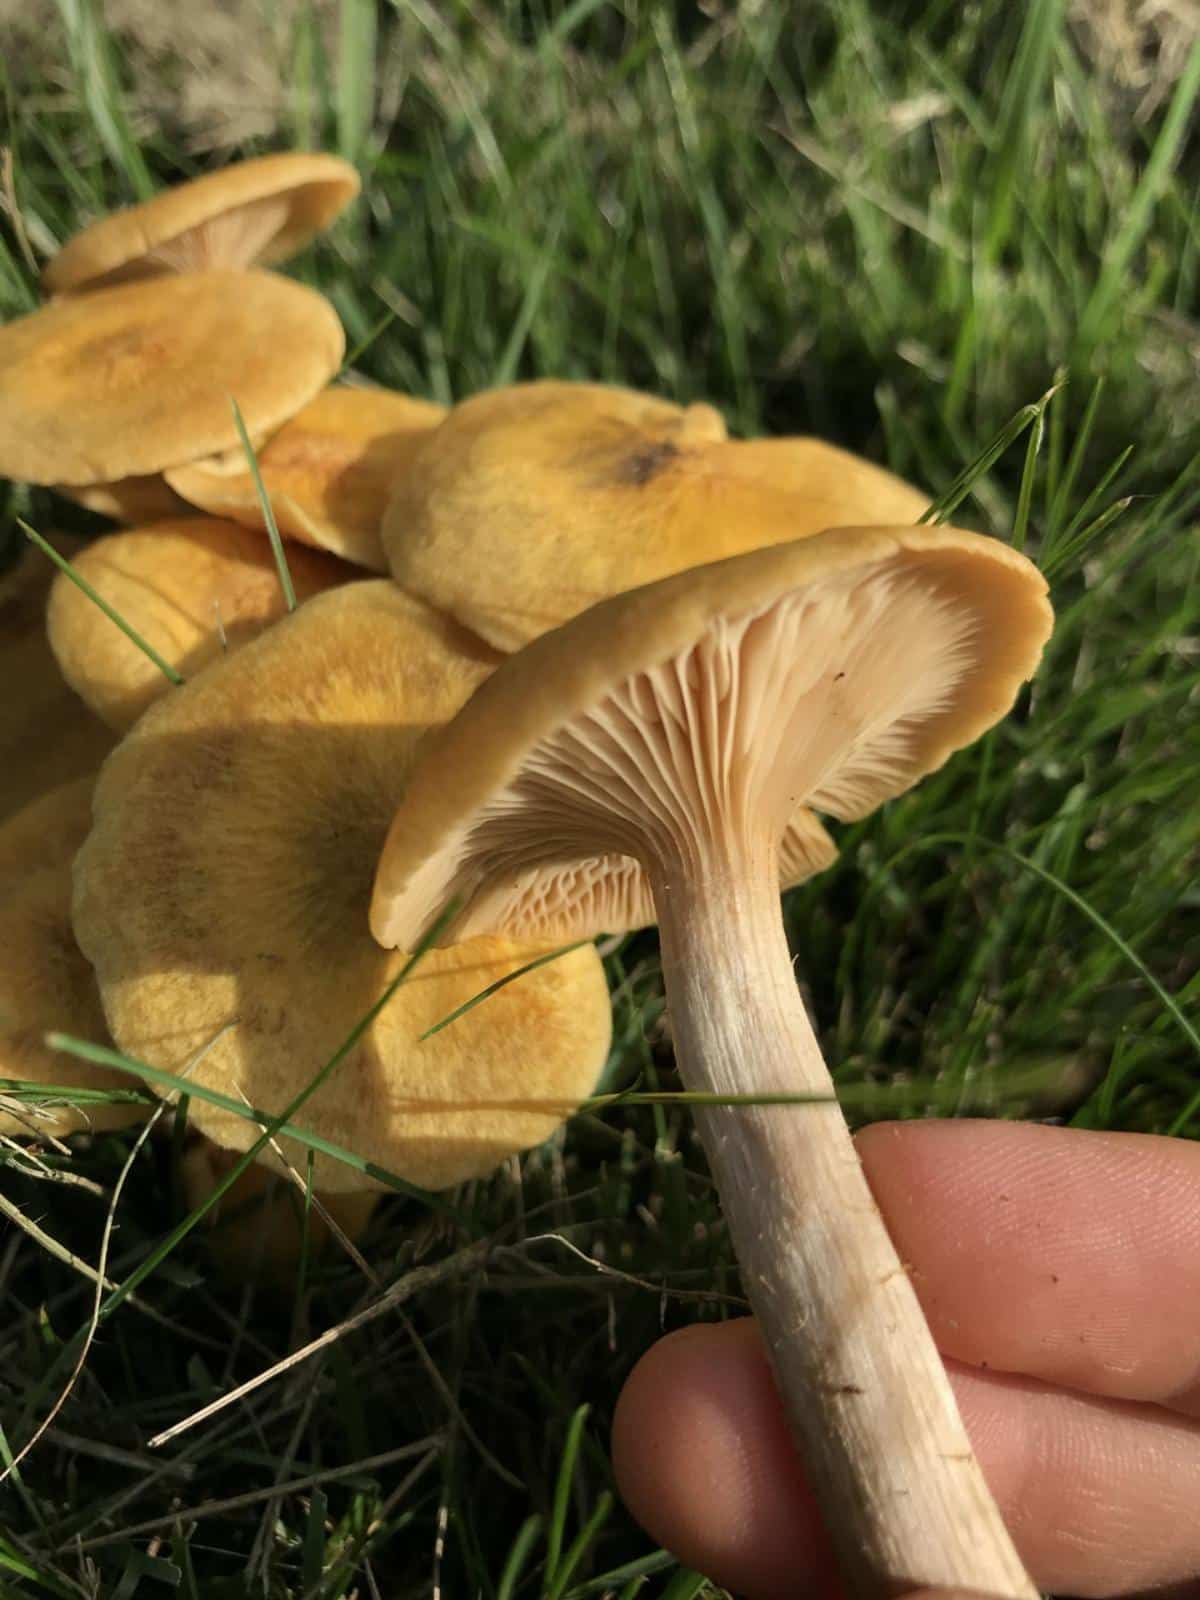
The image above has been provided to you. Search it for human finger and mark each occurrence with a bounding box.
[855,1119,1200,1413]
[612,1317,1200,1598]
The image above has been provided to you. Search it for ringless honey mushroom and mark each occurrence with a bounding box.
[382,379,929,650]
[0,780,146,1140]
[0,270,343,489]
[166,387,447,572]
[370,526,1052,1596]
[72,582,612,1195]
[42,152,361,296]
[0,537,114,825]
[47,518,354,732]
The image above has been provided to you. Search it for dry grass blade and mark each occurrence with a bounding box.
[147,1239,492,1448]
[233,1083,381,1287]
[0,146,39,277]
[0,1094,170,1487]
[75,1438,442,1551]
[503,1232,749,1311]
[0,1187,123,1294]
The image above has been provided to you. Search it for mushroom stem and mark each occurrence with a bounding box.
[651,836,1036,1598]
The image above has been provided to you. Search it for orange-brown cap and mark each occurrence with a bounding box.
[382,380,929,650]
[0,270,344,486]
[371,525,1052,950]
[72,581,613,1194]
[47,517,354,731]
[42,152,361,296]
[166,386,447,571]
[0,537,114,826]
[0,781,147,1139]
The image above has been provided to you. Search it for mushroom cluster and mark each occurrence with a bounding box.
[1,153,1052,1597]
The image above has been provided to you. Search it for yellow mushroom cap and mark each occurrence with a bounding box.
[0,781,146,1139]
[0,270,344,486]
[166,386,448,572]
[382,379,928,651]
[72,582,613,1194]
[0,537,114,826]
[54,476,189,524]
[370,525,1053,951]
[42,152,361,296]
[47,518,354,732]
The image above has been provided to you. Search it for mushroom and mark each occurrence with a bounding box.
[0,270,344,488]
[72,582,613,1195]
[42,152,361,296]
[0,780,146,1140]
[0,536,114,824]
[46,517,354,731]
[382,379,928,650]
[165,386,448,572]
[180,1137,380,1288]
[54,475,190,524]
[369,525,1052,1595]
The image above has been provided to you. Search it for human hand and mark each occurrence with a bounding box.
[612,1119,1200,1599]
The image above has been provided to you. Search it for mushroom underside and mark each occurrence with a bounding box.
[383,559,977,944]
[81,195,295,290]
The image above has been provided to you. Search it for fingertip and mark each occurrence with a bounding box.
[612,1318,833,1599]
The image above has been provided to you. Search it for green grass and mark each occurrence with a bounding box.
[2,1,1199,1594]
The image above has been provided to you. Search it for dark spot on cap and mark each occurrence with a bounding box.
[615,439,680,487]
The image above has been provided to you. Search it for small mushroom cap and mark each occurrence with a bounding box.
[53,475,189,523]
[0,781,146,1139]
[166,387,447,571]
[42,152,361,296]
[0,270,344,486]
[371,525,1053,950]
[72,582,613,1194]
[180,1137,379,1287]
[0,537,114,825]
[382,379,928,650]
[47,517,354,731]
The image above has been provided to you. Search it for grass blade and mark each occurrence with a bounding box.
[543,1403,590,1594]
[40,1040,462,1216]
[73,896,462,1323]
[20,520,185,686]
[230,399,295,612]
[497,1514,544,1600]
[918,397,1044,525]
[337,0,376,165]
[543,1491,613,1600]
[419,941,589,1040]
[53,0,153,198]
[1080,38,1200,346]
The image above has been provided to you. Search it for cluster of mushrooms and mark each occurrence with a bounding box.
[0,153,1054,1596]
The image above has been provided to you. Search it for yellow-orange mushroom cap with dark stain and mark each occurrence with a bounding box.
[0,537,114,826]
[42,152,361,296]
[0,780,147,1140]
[72,582,613,1195]
[47,518,355,732]
[166,386,447,572]
[382,379,929,651]
[0,270,344,487]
